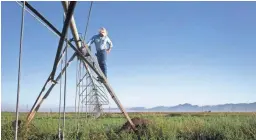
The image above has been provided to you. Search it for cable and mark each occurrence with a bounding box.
[75,57,79,137]
[81,62,85,119]
[58,56,63,139]
[61,10,70,139]
[83,1,93,41]
[77,60,82,134]
[62,29,68,140]
[15,1,25,140]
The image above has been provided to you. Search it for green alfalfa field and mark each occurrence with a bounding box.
[1,112,256,140]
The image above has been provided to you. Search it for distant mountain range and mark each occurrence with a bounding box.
[107,102,256,112]
[2,102,256,112]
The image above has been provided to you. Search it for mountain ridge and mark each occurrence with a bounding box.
[2,102,256,112]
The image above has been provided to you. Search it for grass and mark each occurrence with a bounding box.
[1,112,256,140]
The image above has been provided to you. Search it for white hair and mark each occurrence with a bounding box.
[98,27,108,36]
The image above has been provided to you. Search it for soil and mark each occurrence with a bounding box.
[118,117,152,133]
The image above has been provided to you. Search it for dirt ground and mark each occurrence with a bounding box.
[118,117,152,133]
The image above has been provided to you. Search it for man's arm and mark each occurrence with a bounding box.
[86,35,95,48]
[107,37,113,53]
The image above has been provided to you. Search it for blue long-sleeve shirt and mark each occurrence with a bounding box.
[87,34,113,52]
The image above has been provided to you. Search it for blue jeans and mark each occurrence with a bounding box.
[96,50,107,78]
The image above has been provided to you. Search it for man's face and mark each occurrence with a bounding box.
[99,30,106,37]
[99,33,104,37]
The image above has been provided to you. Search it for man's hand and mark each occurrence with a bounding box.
[106,49,111,54]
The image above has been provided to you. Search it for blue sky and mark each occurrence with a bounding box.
[2,1,256,110]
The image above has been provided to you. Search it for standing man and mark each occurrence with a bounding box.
[86,27,113,80]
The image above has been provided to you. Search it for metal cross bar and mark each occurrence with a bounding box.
[50,1,77,80]
[76,72,88,87]
[27,53,77,124]
[21,1,60,36]
[20,1,78,52]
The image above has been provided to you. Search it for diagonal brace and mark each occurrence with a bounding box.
[50,1,77,81]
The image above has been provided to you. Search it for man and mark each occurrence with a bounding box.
[85,27,113,79]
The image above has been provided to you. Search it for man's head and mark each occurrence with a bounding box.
[98,27,107,37]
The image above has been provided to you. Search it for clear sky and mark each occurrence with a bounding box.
[2,1,256,110]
